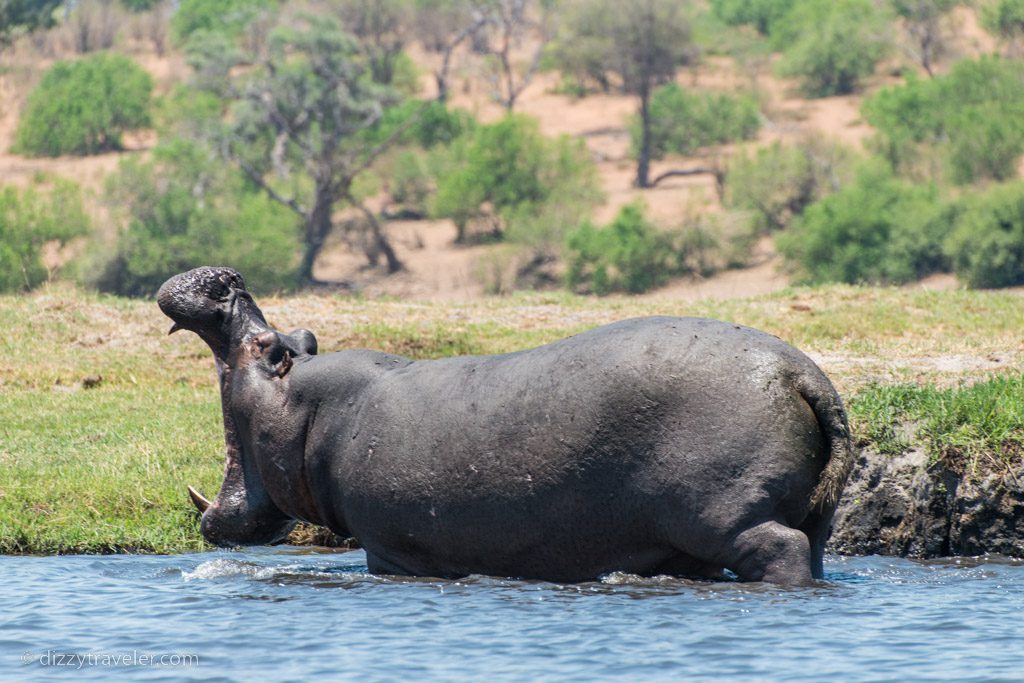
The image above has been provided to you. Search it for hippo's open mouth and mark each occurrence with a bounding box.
[158,266,294,545]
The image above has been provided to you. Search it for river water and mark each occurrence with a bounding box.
[2,549,1023,681]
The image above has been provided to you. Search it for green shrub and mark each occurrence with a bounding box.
[710,0,795,34]
[982,0,1024,50]
[13,53,152,157]
[863,57,1024,183]
[172,0,277,43]
[366,99,475,150]
[723,140,857,232]
[773,0,891,97]
[945,181,1024,289]
[630,83,761,160]
[0,177,90,292]
[779,161,954,285]
[566,201,718,295]
[431,115,601,245]
[92,140,301,296]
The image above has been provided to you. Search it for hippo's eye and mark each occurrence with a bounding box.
[208,276,232,300]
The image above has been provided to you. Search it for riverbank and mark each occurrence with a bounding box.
[2,284,1022,554]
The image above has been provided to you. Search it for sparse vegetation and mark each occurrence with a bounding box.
[723,139,857,232]
[91,140,302,297]
[0,177,90,292]
[863,57,1024,184]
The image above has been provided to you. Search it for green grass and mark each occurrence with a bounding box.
[849,375,1024,475]
[2,283,1023,554]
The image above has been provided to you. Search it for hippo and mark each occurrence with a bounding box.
[158,266,854,585]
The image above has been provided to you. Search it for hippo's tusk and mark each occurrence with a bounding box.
[187,485,211,513]
[168,323,183,335]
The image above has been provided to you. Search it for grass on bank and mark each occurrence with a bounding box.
[1,284,1023,554]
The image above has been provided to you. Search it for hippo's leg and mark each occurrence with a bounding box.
[365,551,409,576]
[726,521,814,585]
[798,508,834,580]
[647,553,725,581]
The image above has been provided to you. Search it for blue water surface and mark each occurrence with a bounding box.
[1,549,1022,681]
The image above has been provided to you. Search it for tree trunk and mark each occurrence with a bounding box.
[635,86,652,188]
[299,187,335,285]
[350,194,403,274]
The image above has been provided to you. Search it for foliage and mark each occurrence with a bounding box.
[723,140,857,232]
[945,181,1024,288]
[566,201,717,295]
[981,0,1024,53]
[13,53,152,157]
[779,161,954,285]
[364,98,474,150]
[92,140,301,296]
[631,83,760,159]
[0,177,90,292]
[186,11,407,280]
[773,0,892,96]
[171,0,277,43]
[431,114,601,245]
[709,0,795,35]
[863,57,1024,183]
[0,0,61,45]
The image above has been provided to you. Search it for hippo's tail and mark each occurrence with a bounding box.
[798,374,855,514]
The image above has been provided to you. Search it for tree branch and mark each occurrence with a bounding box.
[648,167,721,188]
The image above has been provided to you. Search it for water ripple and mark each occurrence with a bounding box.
[2,551,1024,681]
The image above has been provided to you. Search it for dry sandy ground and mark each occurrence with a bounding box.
[0,8,1000,301]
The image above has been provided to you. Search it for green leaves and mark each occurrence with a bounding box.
[13,53,152,157]
[0,178,90,292]
[863,57,1024,184]
[631,83,760,160]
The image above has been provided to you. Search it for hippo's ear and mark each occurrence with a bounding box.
[288,329,318,356]
[253,331,295,378]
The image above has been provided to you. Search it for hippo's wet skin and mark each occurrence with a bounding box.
[158,266,854,585]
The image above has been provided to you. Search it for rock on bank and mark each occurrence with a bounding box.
[830,448,1024,558]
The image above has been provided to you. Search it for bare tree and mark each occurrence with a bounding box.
[891,0,963,77]
[411,0,489,102]
[473,0,552,111]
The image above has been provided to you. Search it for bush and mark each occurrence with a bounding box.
[982,0,1024,52]
[566,202,718,295]
[723,139,857,232]
[779,161,954,285]
[431,115,601,245]
[13,53,152,157]
[773,0,891,97]
[863,57,1024,183]
[630,83,761,160]
[710,0,795,34]
[0,177,90,292]
[366,99,475,150]
[91,141,301,296]
[172,0,277,43]
[945,181,1024,288]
